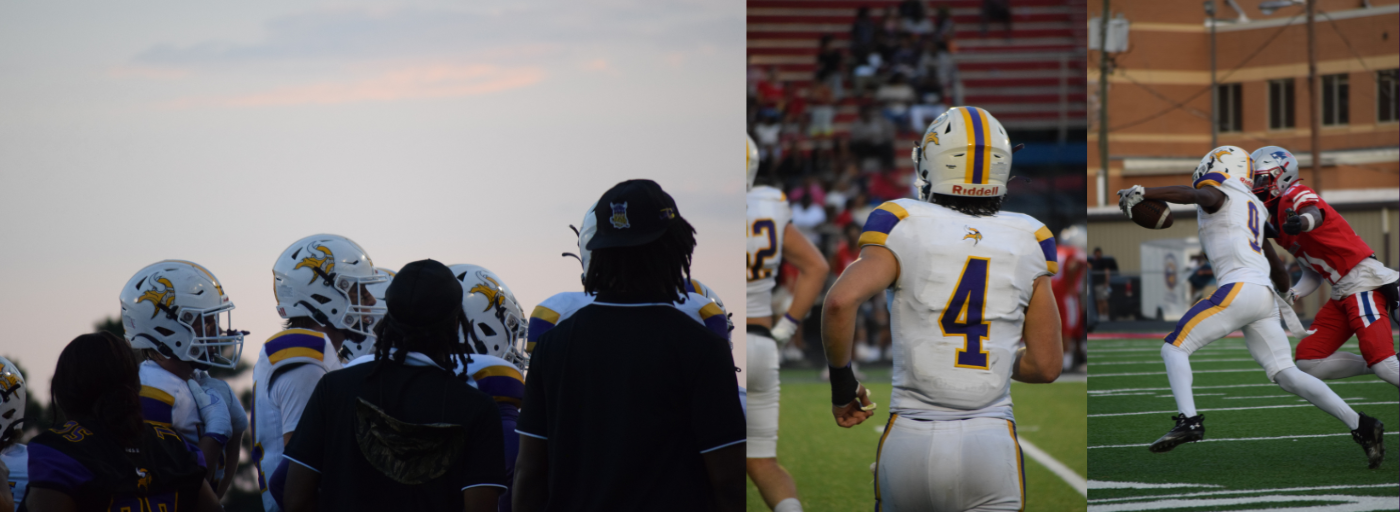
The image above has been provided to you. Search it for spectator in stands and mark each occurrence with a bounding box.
[981,0,1013,38]
[814,35,845,101]
[909,81,947,133]
[848,106,896,170]
[849,7,877,60]
[898,0,926,25]
[753,112,782,166]
[755,66,786,110]
[1187,252,1216,303]
[932,6,956,44]
[790,191,826,245]
[808,80,835,138]
[875,73,917,132]
[849,190,876,227]
[1090,248,1118,320]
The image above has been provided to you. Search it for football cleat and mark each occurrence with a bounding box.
[1351,412,1384,469]
[1149,413,1204,453]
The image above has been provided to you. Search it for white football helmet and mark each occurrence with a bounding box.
[746,133,760,191]
[1059,224,1088,251]
[1192,146,1251,186]
[339,266,397,362]
[273,234,386,339]
[120,260,245,369]
[576,200,600,285]
[450,264,529,370]
[913,106,1012,201]
[1250,146,1300,199]
[686,277,733,338]
[0,356,25,447]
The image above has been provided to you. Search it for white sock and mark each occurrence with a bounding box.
[1161,344,1197,417]
[1370,355,1400,387]
[1275,367,1360,430]
[1296,352,1371,380]
[774,497,803,512]
[1063,352,1074,372]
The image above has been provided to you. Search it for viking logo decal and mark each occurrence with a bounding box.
[963,227,983,246]
[0,372,21,402]
[137,277,176,319]
[925,131,939,146]
[469,274,504,313]
[610,202,630,229]
[294,244,335,284]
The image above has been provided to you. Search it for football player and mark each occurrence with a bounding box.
[824,107,1063,511]
[1120,146,1385,468]
[119,260,244,493]
[339,266,398,363]
[451,264,528,512]
[254,234,385,511]
[1250,146,1400,386]
[1055,225,1089,372]
[746,133,829,512]
[0,356,27,511]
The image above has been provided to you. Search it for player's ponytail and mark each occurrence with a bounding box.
[51,332,145,448]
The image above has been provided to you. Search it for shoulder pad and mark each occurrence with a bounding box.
[262,329,335,372]
[467,356,525,406]
[858,200,913,247]
[672,293,730,340]
[528,292,594,350]
[996,211,1058,275]
[748,186,787,202]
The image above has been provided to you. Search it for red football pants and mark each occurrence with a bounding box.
[1295,289,1397,366]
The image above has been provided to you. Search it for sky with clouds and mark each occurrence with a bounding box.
[0,0,744,400]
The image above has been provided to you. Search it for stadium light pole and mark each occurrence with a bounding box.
[1307,0,1321,193]
[1099,0,1110,207]
[1206,0,1218,148]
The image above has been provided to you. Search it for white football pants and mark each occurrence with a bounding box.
[746,332,780,458]
[875,415,1024,512]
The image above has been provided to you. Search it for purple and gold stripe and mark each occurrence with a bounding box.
[1165,283,1243,346]
[1035,226,1059,274]
[959,107,993,185]
[473,366,525,407]
[858,202,911,247]
[699,302,728,339]
[528,305,561,352]
[139,385,175,427]
[873,413,899,511]
[265,329,325,364]
[1007,420,1026,511]
[1193,171,1229,189]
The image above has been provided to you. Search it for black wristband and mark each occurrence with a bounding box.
[829,364,859,406]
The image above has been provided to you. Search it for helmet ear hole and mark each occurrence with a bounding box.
[155,326,175,336]
[310,294,332,305]
[479,323,496,337]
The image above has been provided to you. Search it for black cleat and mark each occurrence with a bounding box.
[1150,414,1205,453]
[1351,412,1385,469]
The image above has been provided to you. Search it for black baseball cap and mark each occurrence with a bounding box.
[384,259,462,327]
[586,179,681,250]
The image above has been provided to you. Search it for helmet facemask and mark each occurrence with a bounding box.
[0,359,26,447]
[178,304,245,369]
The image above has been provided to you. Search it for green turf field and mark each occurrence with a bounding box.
[1088,337,1400,511]
[746,367,1087,511]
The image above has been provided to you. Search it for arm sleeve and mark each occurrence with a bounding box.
[456,397,507,491]
[279,377,329,473]
[269,364,326,436]
[515,337,548,440]
[689,332,746,453]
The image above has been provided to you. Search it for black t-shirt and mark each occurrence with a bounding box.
[21,420,206,512]
[1090,256,1119,286]
[516,291,746,512]
[282,357,506,511]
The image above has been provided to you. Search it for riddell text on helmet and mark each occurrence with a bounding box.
[951,185,999,196]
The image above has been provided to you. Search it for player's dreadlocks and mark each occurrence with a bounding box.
[366,259,474,384]
[367,312,473,384]
[584,216,697,303]
[931,193,1004,217]
[52,332,145,448]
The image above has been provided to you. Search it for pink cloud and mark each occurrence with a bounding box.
[165,64,544,108]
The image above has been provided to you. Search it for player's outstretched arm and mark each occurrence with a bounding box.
[773,223,831,342]
[512,435,549,512]
[822,246,897,427]
[1261,240,1291,293]
[1014,276,1062,383]
[1141,185,1226,213]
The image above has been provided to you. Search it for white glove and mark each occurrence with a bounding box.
[186,379,232,443]
[195,371,247,433]
[770,314,799,345]
[1283,288,1300,305]
[1117,185,1145,219]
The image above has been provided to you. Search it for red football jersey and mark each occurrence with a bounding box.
[1270,183,1373,284]
[1053,245,1086,295]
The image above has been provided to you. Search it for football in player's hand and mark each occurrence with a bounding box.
[1130,199,1174,229]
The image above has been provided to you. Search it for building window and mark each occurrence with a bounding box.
[1215,83,1242,133]
[1322,73,1349,126]
[1379,69,1398,123]
[1268,78,1295,130]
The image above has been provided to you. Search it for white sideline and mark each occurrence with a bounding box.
[1088,481,1221,489]
[1088,483,1399,504]
[1089,431,1399,448]
[1017,437,1088,497]
[1088,401,1398,417]
[1092,368,1262,377]
[1088,494,1399,512]
[1089,380,1389,394]
[1090,358,1256,366]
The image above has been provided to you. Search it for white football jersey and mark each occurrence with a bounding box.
[251,328,341,512]
[860,199,1058,421]
[1195,172,1273,289]
[747,186,792,318]
[138,361,202,445]
[2,443,26,506]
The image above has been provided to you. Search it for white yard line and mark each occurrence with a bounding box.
[1089,483,1399,503]
[1088,481,1221,490]
[1090,358,1256,366]
[1089,431,1399,449]
[1092,369,1262,377]
[1221,395,1296,399]
[1088,401,1397,418]
[1017,437,1087,497]
[1089,380,1388,394]
[1088,493,1399,512]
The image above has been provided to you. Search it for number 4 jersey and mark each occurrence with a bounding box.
[746,186,791,318]
[860,199,1057,421]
